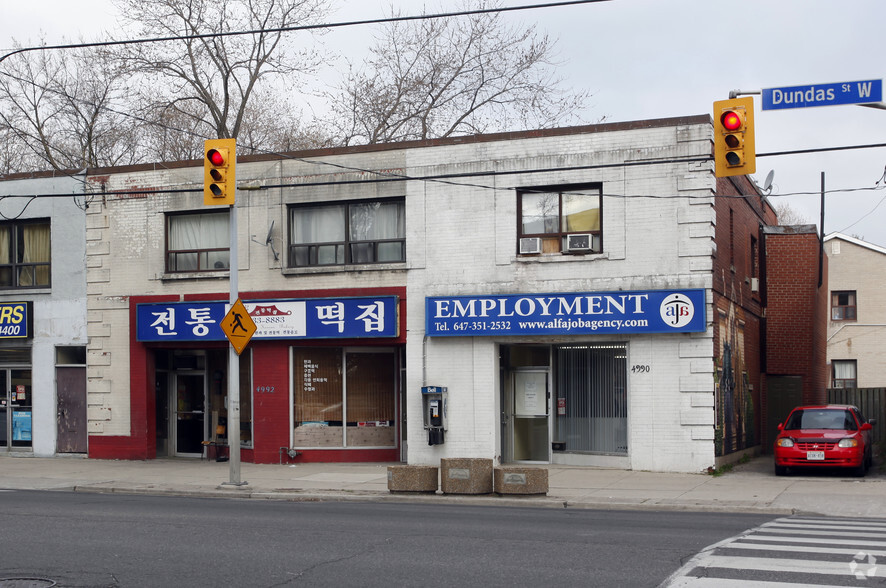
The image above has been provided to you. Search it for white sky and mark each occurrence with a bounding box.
[3,0,886,246]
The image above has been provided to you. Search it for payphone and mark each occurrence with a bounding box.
[421,386,448,445]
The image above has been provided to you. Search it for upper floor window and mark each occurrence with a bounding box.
[832,360,857,388]
[831,290,856,321]
[288,198,405,267]
[518,185,602,255]
[166,211,229,273]
[0,220,50,289]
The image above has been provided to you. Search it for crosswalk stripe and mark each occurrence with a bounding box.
[740,534,886,548]
[723,541,886,557]
[661,515,886,587]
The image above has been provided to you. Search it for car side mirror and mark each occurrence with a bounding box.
[777,423,784,431]
[861,422,873,431]
[868,418,877,426]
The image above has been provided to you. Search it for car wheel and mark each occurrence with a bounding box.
[774,464,788,476]
[853,463,867,478]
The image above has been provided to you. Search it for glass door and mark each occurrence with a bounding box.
[512,369,550,462]
[0,369,33,452]
[174,373,205,456]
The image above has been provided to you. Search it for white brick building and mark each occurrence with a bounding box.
[0,173,88,456]
[80,115,771,473]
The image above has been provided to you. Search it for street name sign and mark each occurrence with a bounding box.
[762,79,882,110]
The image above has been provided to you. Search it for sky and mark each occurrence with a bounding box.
[3,0,886,247]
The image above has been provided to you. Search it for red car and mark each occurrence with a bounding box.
[774,405,876,477]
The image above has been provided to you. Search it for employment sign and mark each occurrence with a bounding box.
[762,79,882,110]
[425,289,706,337]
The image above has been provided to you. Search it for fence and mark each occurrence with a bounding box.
[827,388,886,447]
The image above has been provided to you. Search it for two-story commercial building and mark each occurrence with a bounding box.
[0,114,827,472]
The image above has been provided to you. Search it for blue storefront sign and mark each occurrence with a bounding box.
[0,301,31,339]
[425,289,706,337]
[137,296,399,341]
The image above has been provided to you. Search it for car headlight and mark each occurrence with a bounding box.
[776,438,794,448]
[838,438,859,448]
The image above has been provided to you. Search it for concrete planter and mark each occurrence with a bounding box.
[440,458,493,494]
[493,466,549,495]
[387,465,439,493]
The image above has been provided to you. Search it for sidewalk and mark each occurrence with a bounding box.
[1,454,883,518]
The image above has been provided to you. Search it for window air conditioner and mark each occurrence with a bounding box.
[519,237,542,254]
[565,234,593,253]
[750,277,760,292]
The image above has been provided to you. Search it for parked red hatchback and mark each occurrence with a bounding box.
[774,405,875,477]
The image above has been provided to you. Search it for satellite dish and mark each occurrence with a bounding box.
[265,220,275,245]
[763,170,775,193]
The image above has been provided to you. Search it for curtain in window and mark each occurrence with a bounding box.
[0,226,9,264]
[349,202,404,241]
[562,193,600,232]
[169,213,229,271]
[833,361,856,381]
[291,205,345,244]
[345,352,396,447]
[20,223,50,286]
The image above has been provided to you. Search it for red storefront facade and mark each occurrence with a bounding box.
[89,287,406,464]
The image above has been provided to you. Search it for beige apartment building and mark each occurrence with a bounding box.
[824,233,886,388]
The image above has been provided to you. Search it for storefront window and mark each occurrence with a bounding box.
[293,347,396,448]
[554,343,627,455]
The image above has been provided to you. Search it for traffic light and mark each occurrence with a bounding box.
[713,97,755,178]
[203,138,236,205]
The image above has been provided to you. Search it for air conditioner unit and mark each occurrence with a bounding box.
[519,237,542,254]
[565,234,593,253]
[750,277,760,292]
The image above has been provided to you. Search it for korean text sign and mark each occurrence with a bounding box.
[137,296,399,341]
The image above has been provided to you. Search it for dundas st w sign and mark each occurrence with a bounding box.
[425,289,706,337]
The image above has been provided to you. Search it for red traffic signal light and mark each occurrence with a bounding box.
[207,148,226,167]
[713,97,755,178]
[203,139,236,205]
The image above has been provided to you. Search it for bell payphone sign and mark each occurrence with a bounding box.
[0,301,31,339]
[425,289,706,337]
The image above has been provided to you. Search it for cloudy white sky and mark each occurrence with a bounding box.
[3,0,886,246]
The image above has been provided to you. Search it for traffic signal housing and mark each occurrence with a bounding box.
[203,138,236,205]
[713,97,755,178]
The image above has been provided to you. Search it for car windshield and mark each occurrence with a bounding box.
[785,409,857,431]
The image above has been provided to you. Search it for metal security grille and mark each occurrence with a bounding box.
[554,343,627,454]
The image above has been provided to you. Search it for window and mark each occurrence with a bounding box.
[288,199,405,267]
[293,347,397,448]
[832,360,857,388]
[166,211,229,273]
[831,291,857,321]
[518,185,601,254]
[0,220,50,289]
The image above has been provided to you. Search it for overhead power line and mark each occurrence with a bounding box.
[0,0,611,64]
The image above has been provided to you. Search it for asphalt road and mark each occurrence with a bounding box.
[0,490,772,587]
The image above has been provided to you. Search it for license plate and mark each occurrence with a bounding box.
[806,451,825,461]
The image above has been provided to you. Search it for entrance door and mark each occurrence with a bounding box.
[510,369,550,462]
[56,367,87,453]
[0,369,32,452]
[174,373,205,456]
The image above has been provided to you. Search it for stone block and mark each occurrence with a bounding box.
[440,458,493,495]
[493,466,549,495]
[387,465,439,493]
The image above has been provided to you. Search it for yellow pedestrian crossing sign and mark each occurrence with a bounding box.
[220,298,256,355]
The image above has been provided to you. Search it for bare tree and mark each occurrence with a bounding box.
[113,0,331,141]
[774,201,810,226]
[322,0,594,145]
[0,42,139,172]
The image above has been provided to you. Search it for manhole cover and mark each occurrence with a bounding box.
[0,579,57,588]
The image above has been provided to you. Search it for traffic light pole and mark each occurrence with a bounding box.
[225,201,246,487]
